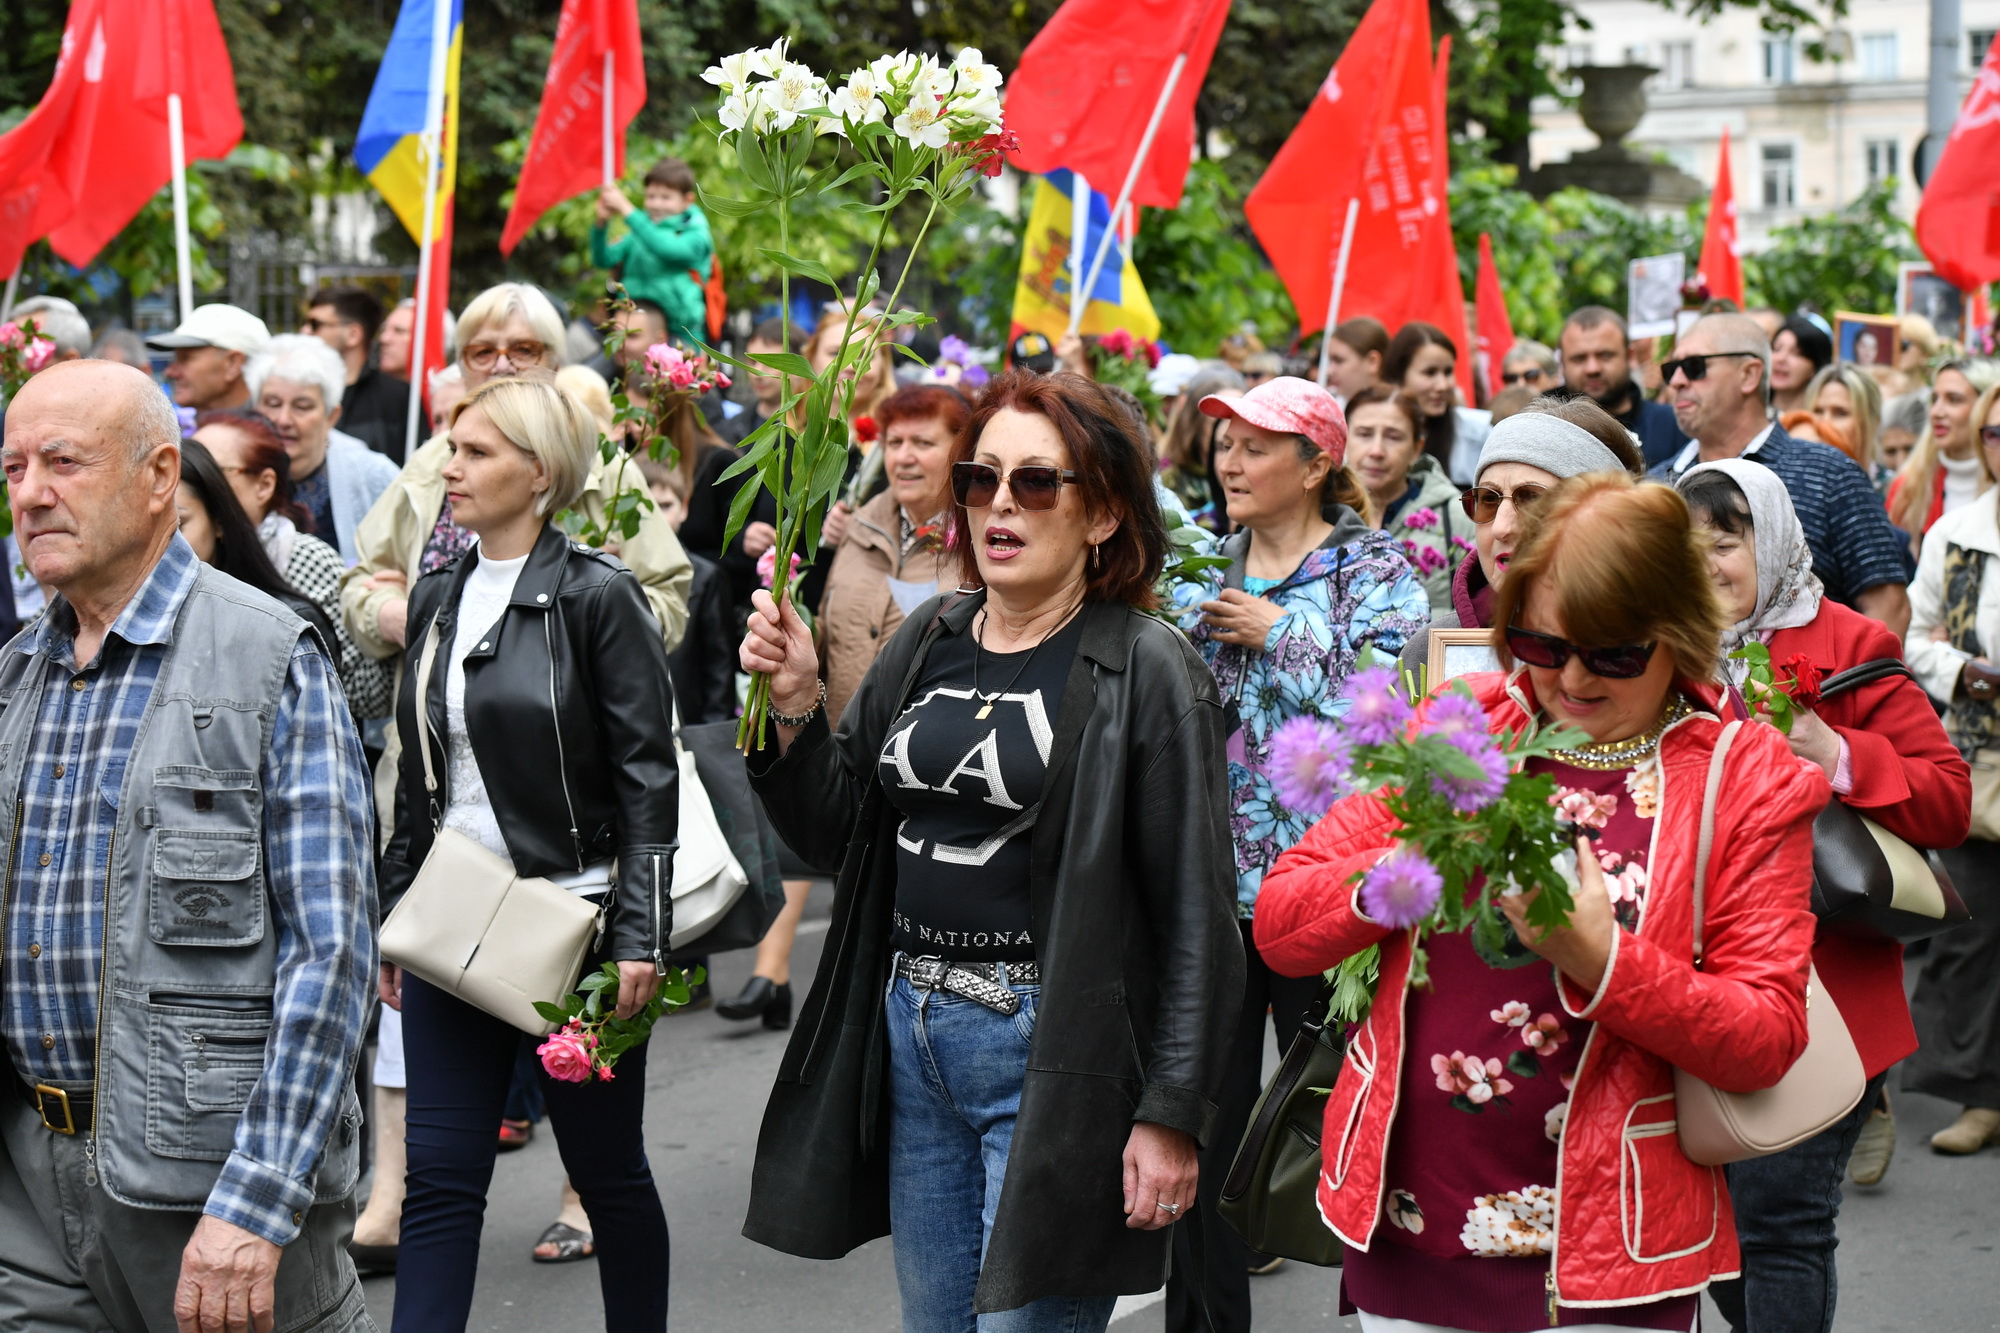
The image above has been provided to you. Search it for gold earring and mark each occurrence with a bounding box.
[1091,544,1101,571]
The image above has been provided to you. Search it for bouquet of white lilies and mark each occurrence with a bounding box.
[698,41,1012,751]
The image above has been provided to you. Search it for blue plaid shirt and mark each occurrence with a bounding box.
[2,536,376,1245]
[1652,423,1911,604]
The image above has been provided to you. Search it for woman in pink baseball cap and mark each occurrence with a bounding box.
[1164,374,1428,1315]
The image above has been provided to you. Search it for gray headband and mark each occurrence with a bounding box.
[1475,412,1625,482]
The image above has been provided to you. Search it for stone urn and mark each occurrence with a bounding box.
[1574,64,1658,157]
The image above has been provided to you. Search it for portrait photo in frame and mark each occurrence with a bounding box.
[1833,312,1900,369]
[1427,628,1503,688]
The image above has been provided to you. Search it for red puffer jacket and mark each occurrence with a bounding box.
[1254,672,1829,1314]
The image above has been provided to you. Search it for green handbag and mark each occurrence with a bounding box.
[1216,1019,1347,1267]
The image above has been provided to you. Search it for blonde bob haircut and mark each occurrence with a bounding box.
[455,282,569,370]
[452,375,594,517]
[1491,471,1727,687]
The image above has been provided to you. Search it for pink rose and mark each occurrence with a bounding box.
[537,1030,596,1083]
[644,343,689,384]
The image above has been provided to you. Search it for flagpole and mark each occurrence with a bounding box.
[1317,197,1361,389]
[1,272,17,323]
[602,49,616,188]
[1068,170,1091,329]
[1067,51,1188,338]
[167,94,195,324]
[402,0,454,461]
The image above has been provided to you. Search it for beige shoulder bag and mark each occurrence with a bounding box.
[378,618,603,1036]
[1673,719,1867,1166]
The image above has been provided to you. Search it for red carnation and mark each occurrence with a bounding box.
[852,415,880,444]
[1778,654,1824,710]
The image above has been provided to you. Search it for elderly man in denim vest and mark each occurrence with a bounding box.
[0,360,377,1332]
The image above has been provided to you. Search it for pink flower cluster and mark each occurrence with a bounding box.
[1431,1050,1514,1104]
[1399,538,1449,577]
[757,548,803,588]
[1094,328,1161,367]
[1551,787,1619,830]
[0,320,55,374]
[643,342,730,394]
[1403,507,1440,531]
[537,1023,613,1083]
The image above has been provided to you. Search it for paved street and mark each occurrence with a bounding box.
[363,888,2000,1331]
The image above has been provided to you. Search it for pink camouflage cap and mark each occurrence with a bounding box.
[1197,375,1349,466]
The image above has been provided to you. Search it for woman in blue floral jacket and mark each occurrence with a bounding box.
[1163,377,1427,1324]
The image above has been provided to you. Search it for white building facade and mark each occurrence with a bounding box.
[1530,0,2000,247]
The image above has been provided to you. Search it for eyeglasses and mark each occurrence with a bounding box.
[1460,483,1549,524]
[1501,367,1548,387]
[951,461,1078,511]
[300,316,353,335]
[1504,626,1658,680]
[464,340,549,372]
[1982,425,2000,448]
[1661,351,1759,383]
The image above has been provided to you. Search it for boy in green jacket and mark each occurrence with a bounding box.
[593,158,714,346]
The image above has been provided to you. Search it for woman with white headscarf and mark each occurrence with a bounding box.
[1679,459,1969,1333]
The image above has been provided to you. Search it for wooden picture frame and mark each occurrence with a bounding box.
[1427,628,1503,689]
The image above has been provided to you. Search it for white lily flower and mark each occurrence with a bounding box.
[718,85,768,135]
[764,61,827,131]
[951,48,1003,95]
[950,89,1003,133]
[870,51,920,85]
[828,81,887,128]
[751,38,791,78]
[893,96,951,150]
[703,49,758,89]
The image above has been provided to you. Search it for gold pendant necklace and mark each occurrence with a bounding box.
[1545,696,1694,771]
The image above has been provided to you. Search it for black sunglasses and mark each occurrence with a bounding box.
[1661,351,1759,383]
[1501,367,1547,386]
[1460,483,1549,524]
[1505,626,1658,680]
[951,461,1079,511]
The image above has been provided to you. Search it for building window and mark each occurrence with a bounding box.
[1859,32,1899,80]
[1761,144,1796,208]
[1561,42,1593,71]
[1659,40,1696,88]
[1865,138,1901,186]
[1971,29,1999,69]
[1762,37,1797,84]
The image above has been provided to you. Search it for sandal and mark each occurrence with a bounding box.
[531,1221,596,1264]
[497,1118,534,1152]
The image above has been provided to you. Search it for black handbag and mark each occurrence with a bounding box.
[1809,659,1972,943]
[670,720,786,958]
[1216,1018,1346,1267]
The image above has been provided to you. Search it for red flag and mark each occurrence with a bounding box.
[39,0,242,269]
[1245,0,1435,337]
[1696,127,1742,307]
[1408,36,1471,401]
[1474,232,1514,401]
[1006,0,1231,210]
[500,0,646,256]
[1916,33,2000,291]
[0,0,104,277]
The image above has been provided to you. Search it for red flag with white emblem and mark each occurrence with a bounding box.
[1696,127,1743,307]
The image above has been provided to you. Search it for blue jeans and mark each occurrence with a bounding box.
[886,968,1118,1333]
[395,971,670,1333]
[1710,1070,1888,1333]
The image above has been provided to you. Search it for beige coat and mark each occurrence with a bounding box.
[817,488,954,727]
[339,433,693,659]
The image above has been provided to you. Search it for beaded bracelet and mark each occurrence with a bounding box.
[770,679,827,729]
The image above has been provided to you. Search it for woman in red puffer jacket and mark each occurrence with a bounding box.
[1678,460,1969,1333]
[1256,473,1828,1332]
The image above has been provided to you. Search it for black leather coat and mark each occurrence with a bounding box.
[382,522,681,965]
[743,593,1244,1312]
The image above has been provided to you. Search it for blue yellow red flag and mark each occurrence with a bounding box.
[355,0,463,245]
[1009,172,1159,345]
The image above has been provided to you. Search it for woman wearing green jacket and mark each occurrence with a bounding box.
[592,159,714,345]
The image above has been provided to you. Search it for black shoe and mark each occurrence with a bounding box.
[716,976,792,1028]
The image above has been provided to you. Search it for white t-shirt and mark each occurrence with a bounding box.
[441,547,529,862]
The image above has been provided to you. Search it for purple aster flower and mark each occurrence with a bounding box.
[939,334,972,365]
[1430,742,1510,814]
[1420,691,1492,752]
[1340,665,1413,746]
[961,362,990,389]
[176,405,198,439]
[1268,716,1352,815]
[1361,846,1444,928]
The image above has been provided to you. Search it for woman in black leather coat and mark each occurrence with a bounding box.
[737,370,1244,1331]
[378,374,680,1333]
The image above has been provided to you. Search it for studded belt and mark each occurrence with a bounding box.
[894,954,1040,1015]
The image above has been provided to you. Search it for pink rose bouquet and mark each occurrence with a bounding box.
[534,960,706,1083]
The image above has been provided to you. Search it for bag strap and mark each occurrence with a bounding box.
[1816,657,1914,703]
[412,618,444,827]
[1690,719,1744,968]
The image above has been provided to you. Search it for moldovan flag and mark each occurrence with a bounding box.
[1006,0,1232,210]
[1009,171,1159,344]
[500,0,646,256]
[1245,0,1435,337]
[1915,31,2000,291]
[1697,128,1743,307]
[1474,233,1514,401]
[0,0,102,277]
[35,0,243,269]
[356,0,464,395]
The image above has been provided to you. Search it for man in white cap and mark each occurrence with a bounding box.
[146,304,272,412]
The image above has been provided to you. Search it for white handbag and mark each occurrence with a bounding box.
[668,703,750,951]
[378,620,602,1036]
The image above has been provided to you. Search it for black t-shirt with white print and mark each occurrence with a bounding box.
[880,617,1083,963]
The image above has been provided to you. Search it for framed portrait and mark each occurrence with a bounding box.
[1898,263,1965,344]
[1833,313,1900,370]
[1428,628,1503,687]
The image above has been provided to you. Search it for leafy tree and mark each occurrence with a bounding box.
[1746,180,1918,316]
[1130,161,1296,353]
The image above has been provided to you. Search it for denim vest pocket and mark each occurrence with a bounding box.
[144,998,271,1161]
[150,830,263,947]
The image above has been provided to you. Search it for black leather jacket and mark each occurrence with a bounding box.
[742,594,1244,1312]
[382,522,680,965]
